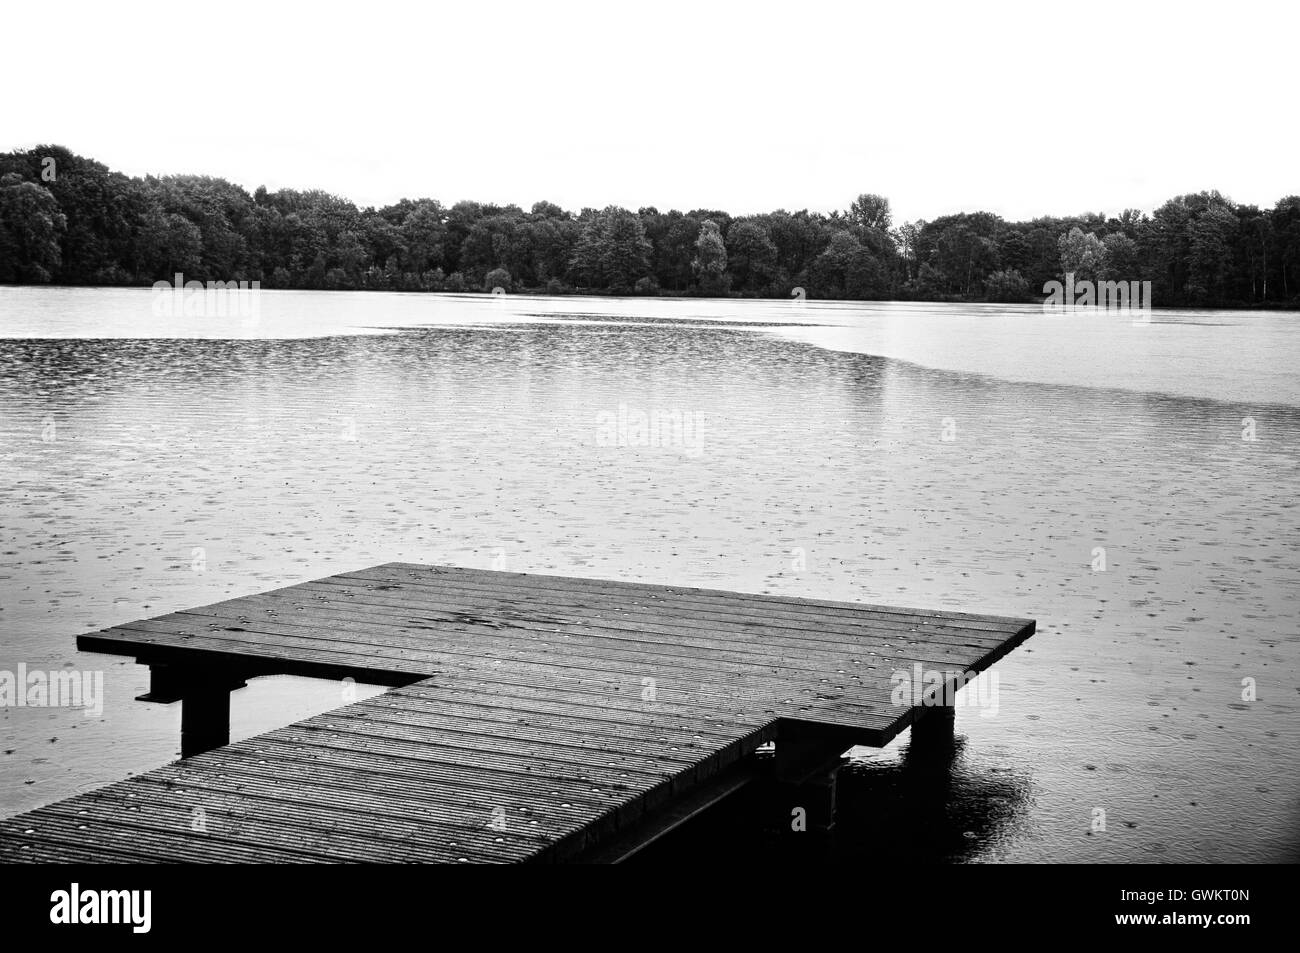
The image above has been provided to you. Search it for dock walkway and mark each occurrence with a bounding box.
[0,564,1035,863]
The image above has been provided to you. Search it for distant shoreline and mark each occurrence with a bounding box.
[4,146,1298,312]
[2,281,1297,312]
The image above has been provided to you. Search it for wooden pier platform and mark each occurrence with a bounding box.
[0,564,1035,863]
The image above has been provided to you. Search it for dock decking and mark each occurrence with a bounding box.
[0,563,1035,863]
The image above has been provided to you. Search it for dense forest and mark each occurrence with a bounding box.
[2,145,1298,307]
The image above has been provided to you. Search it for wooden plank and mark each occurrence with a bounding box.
[78,637,937,736]
[105,611,1009,696]
[375,563,1033,627]
[174,588,1021,657]
[91,614,1007,709]
[572,760,761,864]
[309,572,1028,638]
[1,563,1036,864]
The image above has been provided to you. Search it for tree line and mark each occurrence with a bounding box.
[2,145,1298,307]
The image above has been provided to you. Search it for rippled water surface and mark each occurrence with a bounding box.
[1,287,1297,862]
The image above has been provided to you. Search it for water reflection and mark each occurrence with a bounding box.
[631,727,1035,865]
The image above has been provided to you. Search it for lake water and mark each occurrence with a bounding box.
[1,286,1297,863]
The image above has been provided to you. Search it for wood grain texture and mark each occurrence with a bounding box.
[0,563,1035,863]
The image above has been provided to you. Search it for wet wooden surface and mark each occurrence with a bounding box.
[0,563,1035,863]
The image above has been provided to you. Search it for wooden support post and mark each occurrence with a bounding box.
[135,662,249,757]
[903,704,958,833]
[181,683,233,758]
[906,703,958,796]
[135,663,186,703]
[910,703,956,752]
[770,733,850,833]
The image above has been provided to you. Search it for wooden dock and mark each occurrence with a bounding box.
[0,563,1035,863]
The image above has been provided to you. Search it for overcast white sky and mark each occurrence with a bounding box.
[4,0,1296,223]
